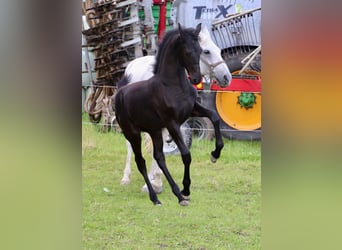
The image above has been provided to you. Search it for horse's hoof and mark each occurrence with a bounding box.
[181,194,191,201]
[210,154,218,163]
[151,180,163,194]
[153,200,162,206]
[179,200,190,206]
[120,179,130,185]
[154,186,163,194]
[141,183,163,194]
[141,184,149,193]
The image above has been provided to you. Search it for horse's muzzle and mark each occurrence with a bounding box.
[223,74,232,87]
[188,71,202,85]
[189,77,201,85]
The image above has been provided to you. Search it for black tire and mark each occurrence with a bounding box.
[186,117,214,140]
[163,122,192,155]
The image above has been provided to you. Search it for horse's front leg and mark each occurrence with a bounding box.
[126,133,161,205]
[165,123,192,204]
[191,101,224,162]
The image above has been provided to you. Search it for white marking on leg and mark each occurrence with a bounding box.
[120,140,132,185]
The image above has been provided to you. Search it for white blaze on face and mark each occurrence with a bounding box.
[198,26,232,87]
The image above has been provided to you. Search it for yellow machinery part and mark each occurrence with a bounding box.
[215,91,261,131]
[215,69,261,131]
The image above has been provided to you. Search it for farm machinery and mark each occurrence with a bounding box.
[82,0,261,140]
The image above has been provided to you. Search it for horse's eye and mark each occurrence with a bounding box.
[203,50,210,55]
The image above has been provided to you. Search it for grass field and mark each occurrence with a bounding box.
[82,115,261,249]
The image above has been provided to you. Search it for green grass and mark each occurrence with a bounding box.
[82,115,261,249]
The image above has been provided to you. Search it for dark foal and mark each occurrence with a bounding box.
[114,23,205,205]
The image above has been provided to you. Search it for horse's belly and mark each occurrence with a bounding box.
[119,80,196,130]
[124,91,164,129]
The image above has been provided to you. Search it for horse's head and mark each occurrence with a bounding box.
[178,23,202,85]
[199,26,232,87]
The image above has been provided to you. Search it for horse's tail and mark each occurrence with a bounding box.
[117,75,130,89]
[112,74,130,117]
[113,85,125,127]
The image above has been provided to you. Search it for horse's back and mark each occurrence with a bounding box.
[115,79,163,126]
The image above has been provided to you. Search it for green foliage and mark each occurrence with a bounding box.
[82,116,261,249]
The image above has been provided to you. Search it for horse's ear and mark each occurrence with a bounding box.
[178,23,184,37]
[195,23,202,37]
[179,23,189,42]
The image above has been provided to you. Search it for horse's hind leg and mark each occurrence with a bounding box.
[165,123,192,203]
[120,140,132,185]
[122,139,163,193]
[126,133,161,205]
[141,133,163,194]
[149,130,188,206]
[141,158,163,194]
[191,102,224,162]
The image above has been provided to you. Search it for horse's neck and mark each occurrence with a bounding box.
[156,46,187,84]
